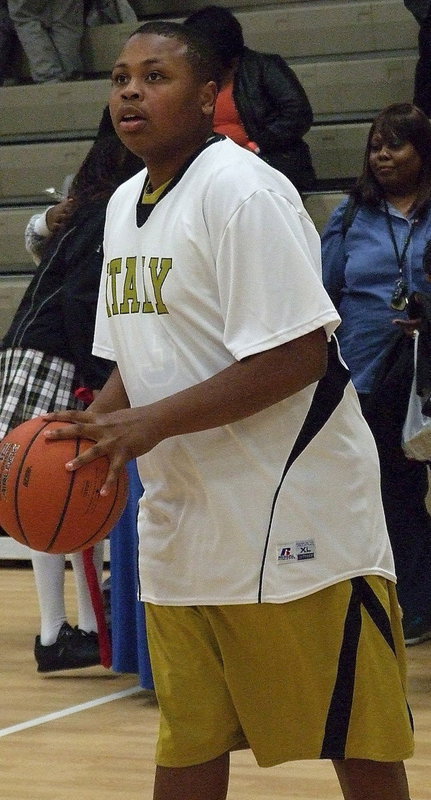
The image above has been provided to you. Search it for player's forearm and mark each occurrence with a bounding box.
[45,329,327,468]
[87,365,130,414]
[146,327,327,443]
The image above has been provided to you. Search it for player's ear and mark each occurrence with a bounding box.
[200,81,218,117]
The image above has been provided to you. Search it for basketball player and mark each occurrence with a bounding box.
[45,21,414,800]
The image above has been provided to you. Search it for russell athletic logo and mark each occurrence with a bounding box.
[277,539,316,564]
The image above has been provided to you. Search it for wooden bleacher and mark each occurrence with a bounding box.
[0,0,419,313]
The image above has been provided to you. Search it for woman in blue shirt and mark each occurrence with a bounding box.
[322,102,431,647]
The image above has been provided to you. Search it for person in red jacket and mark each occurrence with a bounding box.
[183,4,316,193]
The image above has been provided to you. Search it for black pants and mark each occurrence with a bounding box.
[359,392,431,624]
[0,11,18,86]
[414,17,431,117]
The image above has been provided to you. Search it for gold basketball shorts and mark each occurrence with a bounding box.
[145,576,414,768]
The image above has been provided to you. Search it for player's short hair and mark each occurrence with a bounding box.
[129,21,223,89]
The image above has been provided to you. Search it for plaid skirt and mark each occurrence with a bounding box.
[0,348,84,440]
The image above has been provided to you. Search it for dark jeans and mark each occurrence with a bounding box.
[0,12,18,85]
[359,392,431,624]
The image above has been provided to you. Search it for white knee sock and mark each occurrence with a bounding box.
[70,540,105,634]
[31,550,67,645]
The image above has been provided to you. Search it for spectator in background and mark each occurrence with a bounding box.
[0,106,143,672]
[183,4,316,193]
[0,0,18,85]
[404,0,431,117]
[7,0,85,83]
[322,102,431,647]
[109,459,153,690]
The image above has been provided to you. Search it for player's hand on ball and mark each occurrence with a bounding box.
[43,407,159,495]
[0,417,128,552]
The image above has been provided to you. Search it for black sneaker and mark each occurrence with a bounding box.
[403,615,431,646]
[34,622,101,673]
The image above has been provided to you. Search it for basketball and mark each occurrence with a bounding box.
[0,417,129,554]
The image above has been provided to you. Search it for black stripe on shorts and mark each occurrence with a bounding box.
[320,576,413,759]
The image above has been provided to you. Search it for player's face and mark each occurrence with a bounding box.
[109,33,217,185]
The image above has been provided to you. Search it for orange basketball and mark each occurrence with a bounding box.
[0,417,129,554]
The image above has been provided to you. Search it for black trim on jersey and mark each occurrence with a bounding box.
[136,134,226,228]
[320,576,414,758]
[257,337,350,602]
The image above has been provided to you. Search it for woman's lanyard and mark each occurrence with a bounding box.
[383,199,417,310]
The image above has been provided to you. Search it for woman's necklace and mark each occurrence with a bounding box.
[385,192,417,216]
[383,199,418,311]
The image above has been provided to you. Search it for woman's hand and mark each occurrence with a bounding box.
[45,198,75,232]
[393,317,421,336]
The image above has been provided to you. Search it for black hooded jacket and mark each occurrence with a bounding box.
[2,199,112,390]
[233,47,316,191]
